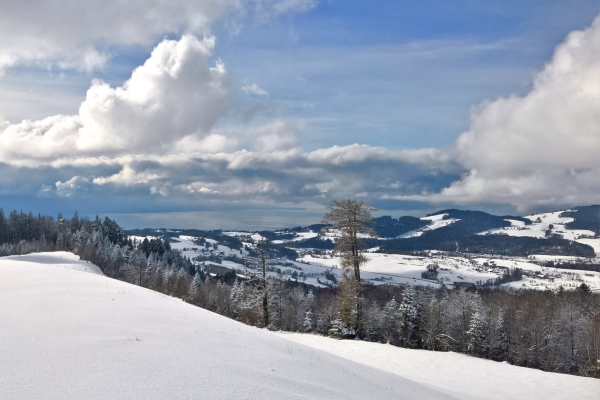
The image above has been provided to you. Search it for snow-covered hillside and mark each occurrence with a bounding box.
[2,252,596,399]
[274,333,600,400]
[0,252,451,400]
[399,213,460,238]
[480,210,600,256]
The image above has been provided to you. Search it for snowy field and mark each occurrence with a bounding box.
[0,252,451,400]
[291,252,600,291]
[274,333,600,400]
[169,235,247,260]
[129,227,599,291]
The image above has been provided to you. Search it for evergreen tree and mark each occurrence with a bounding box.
[490,309,509,361]
[398,286,420,348]
[467,311,488,357]
[382,297,400,343]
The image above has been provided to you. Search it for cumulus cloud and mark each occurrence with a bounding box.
[0,0,317,71]
[0,35,230,165]
[55,176,91,197]
[392,15,600,212]
[4,10,600,215]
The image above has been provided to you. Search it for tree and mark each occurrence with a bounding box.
[257,239,270,327]
[467,311,488,357]
[322,198,375,337]
[398,286,421,347]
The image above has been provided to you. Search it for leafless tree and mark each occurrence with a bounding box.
[322,198,375,337]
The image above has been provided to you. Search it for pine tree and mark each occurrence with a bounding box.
[303,289,316,332]
[467,311,489,357]
[382,297,400,343]
[303,310,314,332]
[490,309,509,361]
[184,272,200,303]
[230,280,243,317]
[398,286,420,348]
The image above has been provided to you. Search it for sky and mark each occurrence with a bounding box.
[0,1,599,229]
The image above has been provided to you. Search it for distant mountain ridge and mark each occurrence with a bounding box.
[125,205,599,259]
[288,205,599,258]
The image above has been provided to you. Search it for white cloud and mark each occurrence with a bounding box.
[0,0,317,72]
[242,83,269,96]
[171,133,239,154]
[0,35,231,165]
[57,48,111,73]
[71,144,455,203]
[55,176,90,197]
[93,165,164,187]
[250,120,298,151]
[5,10,600,214]
[272,0,318,15]
[394,15,600,212]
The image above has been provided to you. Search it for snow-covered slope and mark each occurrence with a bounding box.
[399,213,460,238]
[2,251,104,275]
[275,333,600,400]
[479,210,600,256]
[0,253,451,400]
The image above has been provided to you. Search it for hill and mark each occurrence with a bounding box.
[283,206,599,258]
[1,252,597,399]
[0,252,449,400]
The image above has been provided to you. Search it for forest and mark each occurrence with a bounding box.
[0,208,598,379]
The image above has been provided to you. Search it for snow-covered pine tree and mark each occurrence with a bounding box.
[187,272,203,304]
[230,280,243,318]
[467,310,489,357]
[382,297,400,344]
[489,309,509,361]
[303,310,314,332]
[329,317,356,339]
[398,286,420,348]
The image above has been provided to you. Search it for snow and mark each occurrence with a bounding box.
[272,231,319,244]
[399,214,460,238]
[478,210,600,256]
[251,233,265,241]
[274,333,600,400]
[222,231,252,237]
[295,252,600,291]
[178,235,197,241]
[0,252,452,400]
[2,251,104,275]
[129,235,157,242]
[169,235,247,259]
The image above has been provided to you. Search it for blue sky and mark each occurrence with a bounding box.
[0,1,599,229]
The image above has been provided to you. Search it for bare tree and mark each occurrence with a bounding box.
[322,198,375,337]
